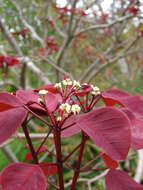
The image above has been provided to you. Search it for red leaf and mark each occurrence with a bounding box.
[45,92,58,112]
[0,55,20,67]
[38,84,57,93]
[39,163,57,176]
[131,119,143,149]
[26,153,33,162]
[127,7,139,16]
[102,89,143,118]
[106,169,143,190]
[0,93,21,112]
[20,28,29,38]
[1,163,47,190]
[16,90,39,105]
[122,96,143,118]
[0,56,5,67]
[122,108,143,150]
[102,89,129,106]
[42,36,58,55]
[0,93,27,144]
[102,153,118,169]
[77,107,131,160]
[5,56,20,66]
[16,90,46,114]
[37,85,62,103]
[75,84,92,97]
[0,93,22,111]
[17,90,59,113]
[61,115,81,138]
[0,107,27,144]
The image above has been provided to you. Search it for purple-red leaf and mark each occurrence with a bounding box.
[122,108,143,150]
[102,89,143,118]
[0,163,47,190]
[17,90,59,113]
[45,92,58,112]
[37,84,58,93]
[106,169,143,190]
[0,107,27,144]
[77,107,131,160]
[16,90,39,105]
[39,163,57,176]
[0,93,22,111]
[75,84,92,97]
[102,89,129,106]
[121,96,143,118]
[37,85,62,103]
[61,115,81,137]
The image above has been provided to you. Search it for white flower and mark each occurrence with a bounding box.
[39,90,48,95]
[73,80,81,89]
[55,82,62,89]
[71,104,81,115]
[56,116,62,121]
[62,78,72,86]
[59,103,71,114]
[91,85,99,91]
[91,91,101,95]
[91,85,100,96]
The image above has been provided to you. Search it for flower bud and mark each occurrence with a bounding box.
[62,78,72,86]
[39,90,48,95]
[71,104,81,115]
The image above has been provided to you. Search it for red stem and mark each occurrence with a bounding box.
[54,130,65,190]
[36,128,52,155]
[88,95,94,110]
[89,95,101,109]
[61,122,76,131]
[24,105,52,128]
[85,94,88,109]
[70,134,87,190]
[44,107,65,189]
[75,95,85,112]
[22,120,38,164]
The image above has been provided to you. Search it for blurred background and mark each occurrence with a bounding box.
[0,0,143,189]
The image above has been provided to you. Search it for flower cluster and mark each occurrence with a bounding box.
[55,78,100,94]
[36,78,101,122]
[59,103,81,116]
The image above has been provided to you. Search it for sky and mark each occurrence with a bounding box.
[57,0,113,12]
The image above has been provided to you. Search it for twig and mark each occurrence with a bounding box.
[0,18,50,85]
[16,132,53,139]
[87,170,108,190]
[134,150,143,183]
[12,1,43,44]
[75,15,133,36]
[1,145,18,163]
[65,170,108,188]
